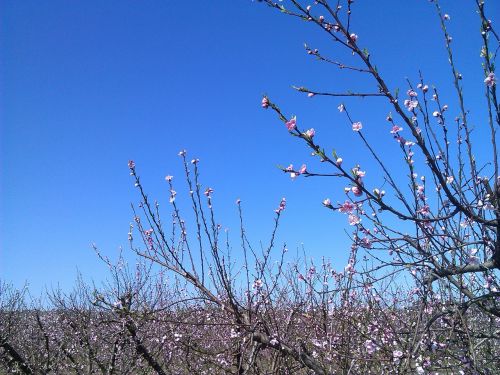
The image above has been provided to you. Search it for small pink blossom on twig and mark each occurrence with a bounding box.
[355,170,366,177]
[204,187,214,197]
[364,340,377,355]
[304,128,315,138]
[404,99,418,111]
[169,189,177,203]
[339,200,355,214]
[274,197,286,214]
[468,248,479,265]
[352,122,362,131]
[285,116,297,131]
[407,89,418,97]
[393,350,404,362]
[352,186,363,197]
[390,125,403,133]
[484,72,496,87]
[418,205,430,216]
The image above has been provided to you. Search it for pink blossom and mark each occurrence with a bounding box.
[338,104,345,112]
[404,99,418,111]
[418,205,430,216]
[352,122,362,131]
[261,97,269,109]
[443,14,450,20]
[484,275,494,289]
[253,279,263,289]
[322,198,332,207]
[338,200,355,214]
[360,237,372,249]
[299,164,307,174]
[285,116,297,131]
[274,197,287,214]
[390,125,403,134]
[169,189,177,203]
[349,33,358,42]
[348,213,361,225]
[432,111,441,117]
[305,128,315,138]
[285,164,293,172]
[394,135,406,144]
[422,84,429,92]
[307,92,315,98]
[364,340,377,355]
[191,158,199,164]
[446,176,454,184]
[204,187,214,196]
[178,149,186,156]
[165,175,173,182]
[352,186,363,197]
[355,170,366,177]
[468,248,479,265]
[484,72,496,87]
[128,160,135,169]
[407,89,418,97]
[393,350,404,361]
[336,157,343,166]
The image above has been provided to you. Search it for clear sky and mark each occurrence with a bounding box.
[1,1,498,295]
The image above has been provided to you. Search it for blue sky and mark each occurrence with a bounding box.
[1,1,498,295]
